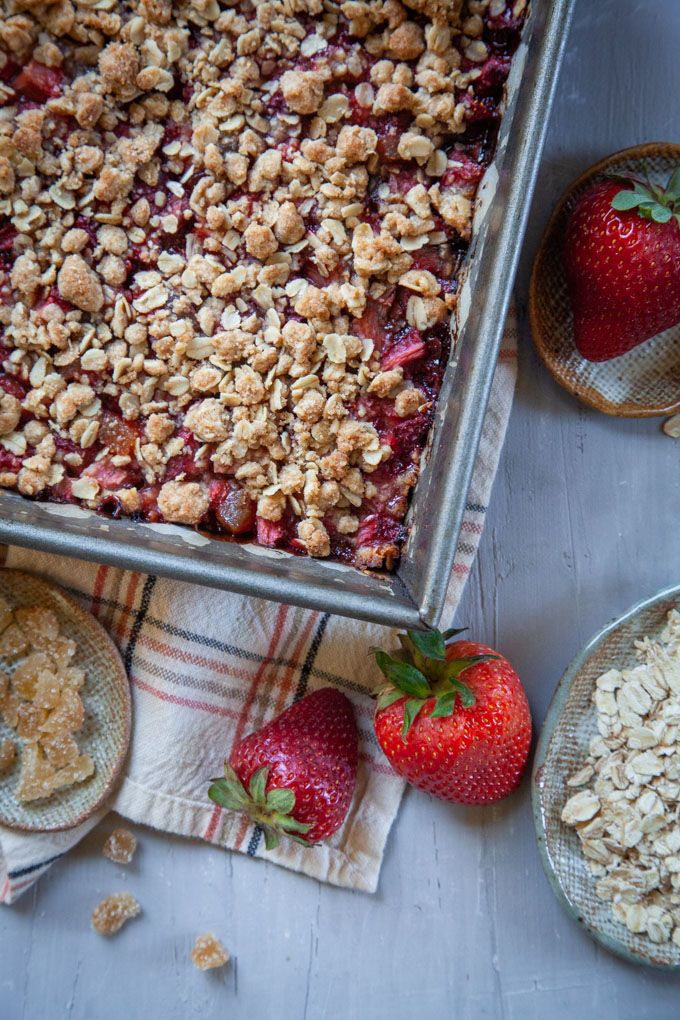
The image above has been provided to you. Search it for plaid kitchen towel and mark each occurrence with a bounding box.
[0,315,517,903]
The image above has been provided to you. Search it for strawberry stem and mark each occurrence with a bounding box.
[610,168,680,227]
[373,628,498,739]
[208,765,313,850]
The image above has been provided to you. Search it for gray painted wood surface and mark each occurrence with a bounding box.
[2,1,680,1016]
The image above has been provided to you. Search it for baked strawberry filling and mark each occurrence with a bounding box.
[0,0,525,570]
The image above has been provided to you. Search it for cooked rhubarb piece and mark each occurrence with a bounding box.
[13,62,63,102]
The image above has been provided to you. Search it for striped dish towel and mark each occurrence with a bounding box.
[0,316,517,904]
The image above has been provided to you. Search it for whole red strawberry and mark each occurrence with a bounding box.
[563,170,680,361]
[373,629,531,805]
[209,688,358,849]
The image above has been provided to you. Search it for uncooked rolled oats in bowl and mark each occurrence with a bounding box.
[533,586,680,969]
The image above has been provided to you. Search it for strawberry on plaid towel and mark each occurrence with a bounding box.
[0,316,517,903]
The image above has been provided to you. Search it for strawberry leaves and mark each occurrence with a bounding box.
[374,650,431,698]
[407,629,446,661]
[208,764,312,850]
[373,628,498,739]
[376,688,406,711]
[610,168,680,227]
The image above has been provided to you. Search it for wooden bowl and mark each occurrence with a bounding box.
[0,569,131,832]
[532,585,680,969]
[529,143,680,417]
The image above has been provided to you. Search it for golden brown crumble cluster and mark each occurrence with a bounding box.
[0,0,526,568]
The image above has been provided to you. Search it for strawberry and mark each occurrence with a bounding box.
[373,629,531,805]
[208,688,358,849]
[563,170,680,361]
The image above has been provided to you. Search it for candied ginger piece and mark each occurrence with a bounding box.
[0,737,16,774]
[51,637,77,670]
[190,933,230,971]
[91,893,141,935]
[0,595,12,634]
[15,742,56,802]
[32,669,64,710]
[41,731,80,769]
[0,623,30,660]
[2,691,21,729]
[62,666,86,691]
[41,687,85,734]
[15,607,60,650]
[16,702,48,740]
[51,753,94,791]
[103,828,137,865]
[12,651,53,700]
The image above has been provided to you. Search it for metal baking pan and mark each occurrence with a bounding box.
[0,0,574,629]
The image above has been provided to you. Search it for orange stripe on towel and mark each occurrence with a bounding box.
[90,565,109,618]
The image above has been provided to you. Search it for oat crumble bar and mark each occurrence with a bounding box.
[0,0,526,568]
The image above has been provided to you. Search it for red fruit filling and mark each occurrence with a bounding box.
[210,480,256,536]
[256,517,287,547]
[381,329,427,371]
[13,61,63,102]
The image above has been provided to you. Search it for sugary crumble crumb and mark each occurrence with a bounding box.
[103,827,138,865]
[190,933,230,971]
[91,893,141,936]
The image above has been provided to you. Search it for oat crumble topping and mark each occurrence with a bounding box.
[0,0,526,568]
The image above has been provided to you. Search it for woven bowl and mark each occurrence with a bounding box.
[532,584,680,969]
[529,142,680,417]
[0,569,130,832]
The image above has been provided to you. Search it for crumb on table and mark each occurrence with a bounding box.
[91,893,141,936]
[103,828,138,865]
[190,933,230,971]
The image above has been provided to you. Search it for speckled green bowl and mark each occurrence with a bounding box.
[0,569,130,832]
[532,584,680,970]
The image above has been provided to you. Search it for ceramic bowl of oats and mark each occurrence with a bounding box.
[533,585,680,969]
[0,569,130,832]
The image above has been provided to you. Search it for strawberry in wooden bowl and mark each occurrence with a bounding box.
[373,629,532,805]
[563,172,680,362]
[530,143,680,417]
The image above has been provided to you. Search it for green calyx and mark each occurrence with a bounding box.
[373,627,497,741]
[610,167,680,226]
[208,765,312,850]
